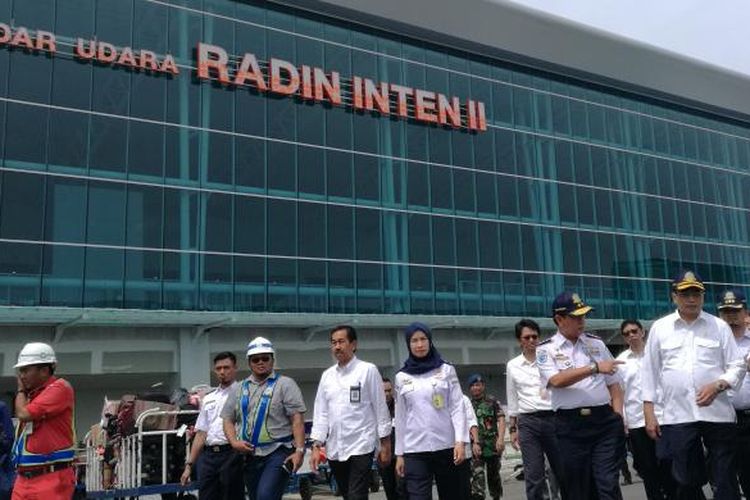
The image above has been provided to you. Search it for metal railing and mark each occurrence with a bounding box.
[85,409,199,494]
[84,428,106,493]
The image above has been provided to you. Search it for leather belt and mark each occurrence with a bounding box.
[556,404,612,417]
[736,409,750,417]
[18,462,72,479]
[208,444,232,453]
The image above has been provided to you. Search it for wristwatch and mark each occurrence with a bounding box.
[715,380,729,393]
[295,447,305,454]
[589,362,599,375]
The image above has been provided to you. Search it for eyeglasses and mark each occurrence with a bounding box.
[521,334,539,340]
[621,328,640,336]
[250,355,271,364]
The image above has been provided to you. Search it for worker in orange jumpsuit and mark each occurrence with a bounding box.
[12,342,76,499]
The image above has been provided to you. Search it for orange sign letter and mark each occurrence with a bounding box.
[269,58,300,95]
[197,42,230,84]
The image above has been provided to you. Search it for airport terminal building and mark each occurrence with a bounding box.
[1,0,749,426]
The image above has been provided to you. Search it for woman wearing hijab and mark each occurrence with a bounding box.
[394,322,468,500]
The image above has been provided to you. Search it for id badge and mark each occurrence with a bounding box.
[432,393,444,409]
[350,384,361,403]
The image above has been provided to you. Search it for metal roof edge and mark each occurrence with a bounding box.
[266,0,750,124]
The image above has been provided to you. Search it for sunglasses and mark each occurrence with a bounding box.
[621,328,640,336]
[250,355,271,364]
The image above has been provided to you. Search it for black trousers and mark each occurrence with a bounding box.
[379,456,408,500]
[403,448,460,500]
[519,411,566,500]
[628,426,676,500]
[328,452,373,500]
[736,412,750,499]
[457,459,471,500]
[555,405,625,500]
[660,421,739,500]
[197,445,245,500]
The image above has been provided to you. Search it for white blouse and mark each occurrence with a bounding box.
[394,363,468,455]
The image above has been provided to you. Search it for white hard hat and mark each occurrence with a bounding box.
[15,342,57,368]
[246,337,275,358]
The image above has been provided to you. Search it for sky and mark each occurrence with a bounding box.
[506,0,750,76]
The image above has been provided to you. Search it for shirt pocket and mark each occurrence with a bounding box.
[203,400,219,420]
[552,354,574,370]
[270,391,286,417]
[432,379,450,406]
[660,337,684,368]
[328,384,349,406]
[694,336,720,366]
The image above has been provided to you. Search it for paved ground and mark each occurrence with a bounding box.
[139,474,714,499]
[282,476,715,499]
[279,454,718,499]
[138,456,716,499]
[282,477,648,499]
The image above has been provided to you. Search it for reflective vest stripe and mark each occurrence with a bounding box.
[238,377,279,446]
[13,427,75,466]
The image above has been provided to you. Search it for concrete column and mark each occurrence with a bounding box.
[91,349,103,374]
[178,327,211,389]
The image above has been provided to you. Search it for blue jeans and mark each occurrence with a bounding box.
[243,447,293,500]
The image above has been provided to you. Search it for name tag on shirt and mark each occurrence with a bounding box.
[350,384,361,403]
[401,379,414,393]
[554,353,573,369]
[432,393,445,409]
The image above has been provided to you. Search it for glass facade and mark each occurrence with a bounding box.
[0,0,749,321]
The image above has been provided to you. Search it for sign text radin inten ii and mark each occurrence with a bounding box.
[0,23,487,132]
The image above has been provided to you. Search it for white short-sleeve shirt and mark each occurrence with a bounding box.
[536,332,621,410]
[195,382,238,446]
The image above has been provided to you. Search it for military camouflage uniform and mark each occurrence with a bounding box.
[471,395,504,500]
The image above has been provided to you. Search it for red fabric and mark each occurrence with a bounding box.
[11,467,76,500]
[22,377,75,454]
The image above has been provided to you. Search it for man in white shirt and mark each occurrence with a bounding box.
[642,271,745,500]
[180,352,244,500]
[506,318,565,500]
[536,291,625,500]
[717,288,750,497]
[616,319,675,500]
[310,325,392,500]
